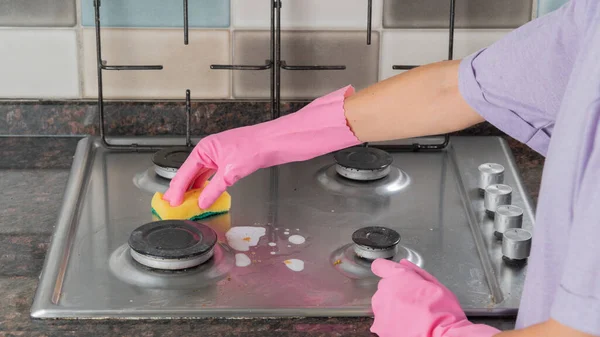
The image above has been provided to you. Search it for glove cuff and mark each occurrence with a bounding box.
[257,85,361,163]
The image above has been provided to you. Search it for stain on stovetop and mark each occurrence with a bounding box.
[283,259,305,272]
[225,226,267,252]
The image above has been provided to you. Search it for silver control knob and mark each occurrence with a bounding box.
[484,184,512,218]
[502,228,532,262]
[478,163,505,196]
[494,205,523,239]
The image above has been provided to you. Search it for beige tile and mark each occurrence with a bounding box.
[82,28,230,99]
[233,31,379,99]
[380,29,510,80]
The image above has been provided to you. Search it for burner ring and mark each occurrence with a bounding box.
[335,147,393,170]
[335,165,391,181]
[334,147,394,181]
[133,167,169,194]
[152,146,193,179]
[353,244,397,260]
[154,165,179,180]
[109,243,234,289]
[330,242,424,280]
[352,226,401,260]
[128,220,217,270]
[352,226,401,249]
[130,246,215,270]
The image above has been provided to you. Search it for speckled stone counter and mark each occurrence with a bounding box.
[0,134,543,337]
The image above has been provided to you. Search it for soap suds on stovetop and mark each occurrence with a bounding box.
[284,259,304,272]
[288,235,305,245]
[235,253,251,267]
[226,226,266,251]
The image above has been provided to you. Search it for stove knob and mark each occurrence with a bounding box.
[484,184,512,218]
[502,228,532,262]
[493,205,523,239]
[478,163,505,196]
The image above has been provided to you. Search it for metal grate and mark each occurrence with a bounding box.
[93,0,446,151]
[210,0,376,119]
[93,0,191,150]
[387,0,457,151]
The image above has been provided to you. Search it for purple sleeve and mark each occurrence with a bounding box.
[551,100,600,334]
[458,0,587,156]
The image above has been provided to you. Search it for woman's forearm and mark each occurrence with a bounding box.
[495,319,596,337]
[344,59,485,142]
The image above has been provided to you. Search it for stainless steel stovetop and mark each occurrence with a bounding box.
[31,136,534,319]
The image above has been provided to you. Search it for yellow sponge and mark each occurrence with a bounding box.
[151,185,231,221]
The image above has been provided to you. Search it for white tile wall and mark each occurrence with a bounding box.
[82,28,230,99]
[0,1,534,100]
[0,29,79,98]
[232,0,383,29]
[380,29,510,80]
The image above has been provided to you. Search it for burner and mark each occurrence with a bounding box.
[352,226,401,260]
[133,167,169,194]
[152,146,193,179]
[109,243,234,289]
[334,147,393,181]
[128,220,217,270]
[331,226,423,281]
[316,164,410,197]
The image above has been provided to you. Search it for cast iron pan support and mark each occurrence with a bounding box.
[93,0,193,151]
[211,0,354,120]
[387,0,457,151]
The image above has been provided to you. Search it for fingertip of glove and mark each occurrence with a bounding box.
[163,190,182,207]
[399,259,417,268]
[169,199,183,207]
[198,196,213,210]
[371,258,397,277]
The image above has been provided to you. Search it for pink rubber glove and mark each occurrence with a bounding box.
[163,85,360,208]
[371,259,500,337]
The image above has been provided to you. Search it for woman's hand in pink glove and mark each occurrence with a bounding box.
[162,86,360,209]
[370,259,500,337]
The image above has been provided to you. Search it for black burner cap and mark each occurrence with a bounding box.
[334,147,393,170]
[152,146,193,169]
[128,220,217,259]
[352,226,400,249]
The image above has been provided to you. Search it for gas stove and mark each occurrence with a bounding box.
[31,135,534,319]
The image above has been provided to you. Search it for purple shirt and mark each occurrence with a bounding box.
[458,0,600,333]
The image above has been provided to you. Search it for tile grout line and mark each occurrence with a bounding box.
[76,0,84,99]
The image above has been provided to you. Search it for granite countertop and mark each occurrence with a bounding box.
[0,135,544,337]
